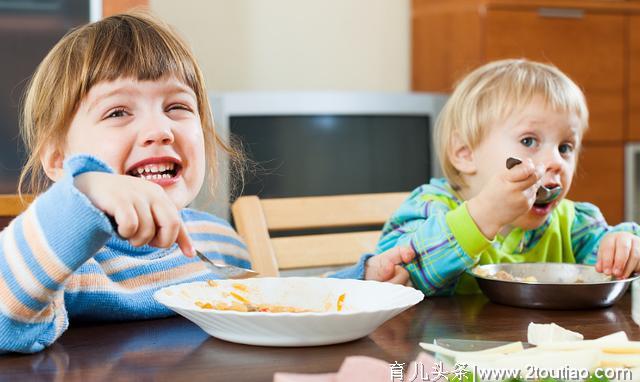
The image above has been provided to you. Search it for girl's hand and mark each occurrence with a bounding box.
[467,158,544,239]
[74,172,195,257]
[596,232,640,279]
[364,247,416,284]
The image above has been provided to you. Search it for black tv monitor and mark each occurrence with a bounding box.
[231,115,431,198]
[191,92,447,218]
[0,0,94,192]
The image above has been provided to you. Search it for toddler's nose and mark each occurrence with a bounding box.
[541,149,564,173]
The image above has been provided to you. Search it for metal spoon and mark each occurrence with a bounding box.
[195,250,259,279]
[505,157,562,204]
[535,185,562,204]
[106,216,258,279]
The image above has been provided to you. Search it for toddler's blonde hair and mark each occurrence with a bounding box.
[435,59,589,189]
[19,11,245,197]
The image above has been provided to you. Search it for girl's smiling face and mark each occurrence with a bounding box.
[62,76,205,209]
[465,96,582,230]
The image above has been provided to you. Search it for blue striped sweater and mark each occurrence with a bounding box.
[0,155,251,353]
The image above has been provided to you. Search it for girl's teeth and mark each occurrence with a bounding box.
[133,163,177,177]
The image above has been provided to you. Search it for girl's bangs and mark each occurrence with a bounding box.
[81,16,199,95]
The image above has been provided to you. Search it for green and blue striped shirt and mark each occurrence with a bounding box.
[376,178,640,296]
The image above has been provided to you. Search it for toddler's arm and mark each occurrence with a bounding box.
[572,202,640,277]
[0,155,114,353]
[375,185,489,296]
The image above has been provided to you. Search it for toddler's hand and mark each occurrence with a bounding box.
[364,247,416,284]
[467,158,544,239]
[74,172,195,257]
[596,232,640,279]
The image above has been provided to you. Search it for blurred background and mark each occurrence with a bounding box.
[1,0,639,225]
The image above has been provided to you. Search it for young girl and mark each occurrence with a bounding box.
[0,11,412,354]
[376,59,640,296]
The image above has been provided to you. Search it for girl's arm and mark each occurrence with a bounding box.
[0,155,114,353]
[375,190,491,296]
[572,202,640,265]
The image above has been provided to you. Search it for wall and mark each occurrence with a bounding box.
[149,0,410,92]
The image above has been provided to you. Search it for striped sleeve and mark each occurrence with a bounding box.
[572,202,640,265]
[375,190,489,296]
[182,209,251,269]
[0,155,113,353]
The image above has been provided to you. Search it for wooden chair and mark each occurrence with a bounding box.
[231,192,409,277]
[0,194,33,230]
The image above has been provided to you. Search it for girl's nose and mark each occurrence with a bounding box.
[140,123,174,147]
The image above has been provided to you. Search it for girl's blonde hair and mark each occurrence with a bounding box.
[435,59,589,189]
[19,11,245,198]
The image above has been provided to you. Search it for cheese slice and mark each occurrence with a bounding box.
[600,354,640,368]
[456,349,600,375]
[596,331,629,343]
[536,340,640,353]
[527,322,583,345]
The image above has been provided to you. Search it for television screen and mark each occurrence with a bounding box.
[231,115,431,198]
[0,0,90,193]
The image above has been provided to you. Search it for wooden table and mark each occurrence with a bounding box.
[1,293,638,381]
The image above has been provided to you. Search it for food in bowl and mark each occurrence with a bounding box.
[469,263,636,309]
[473,267,538,283]
[472,264,610,284]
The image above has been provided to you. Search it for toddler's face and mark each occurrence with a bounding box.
[470,96,582,230]
[64,76,206,209]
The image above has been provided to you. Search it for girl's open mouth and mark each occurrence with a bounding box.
[126,157,182,186]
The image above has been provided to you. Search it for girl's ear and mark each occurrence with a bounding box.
[40,144,65,181]
[448,133,477,175]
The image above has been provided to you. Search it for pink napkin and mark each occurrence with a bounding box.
[274,352,436,382]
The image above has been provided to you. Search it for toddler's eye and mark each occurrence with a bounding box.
[105,108,128,119]
[559,143,574,154]
[520,137,537,147]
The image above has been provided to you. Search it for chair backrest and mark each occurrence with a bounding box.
[231,192,408,277]
[0,194,33,229]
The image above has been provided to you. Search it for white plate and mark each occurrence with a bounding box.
[154,277,424,347]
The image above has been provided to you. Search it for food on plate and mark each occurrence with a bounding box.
[195,300,315,313]
[194,280,347,313]
[337,293,345,312]
[155,278,425,347]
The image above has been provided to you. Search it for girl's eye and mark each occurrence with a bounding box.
[167,104,192,113]
[105,108,128,119]
[520,137,537,147]
[559,143,574,154]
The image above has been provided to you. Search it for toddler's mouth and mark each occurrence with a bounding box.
[531,200,556,216]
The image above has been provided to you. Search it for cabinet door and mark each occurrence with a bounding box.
[629,16,640,141]
[568,144,624,224]
[484,9,624,143]
[412,7,483,92]
[103,0,149,17]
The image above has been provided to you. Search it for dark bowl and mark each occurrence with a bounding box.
[470,263,639,310]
